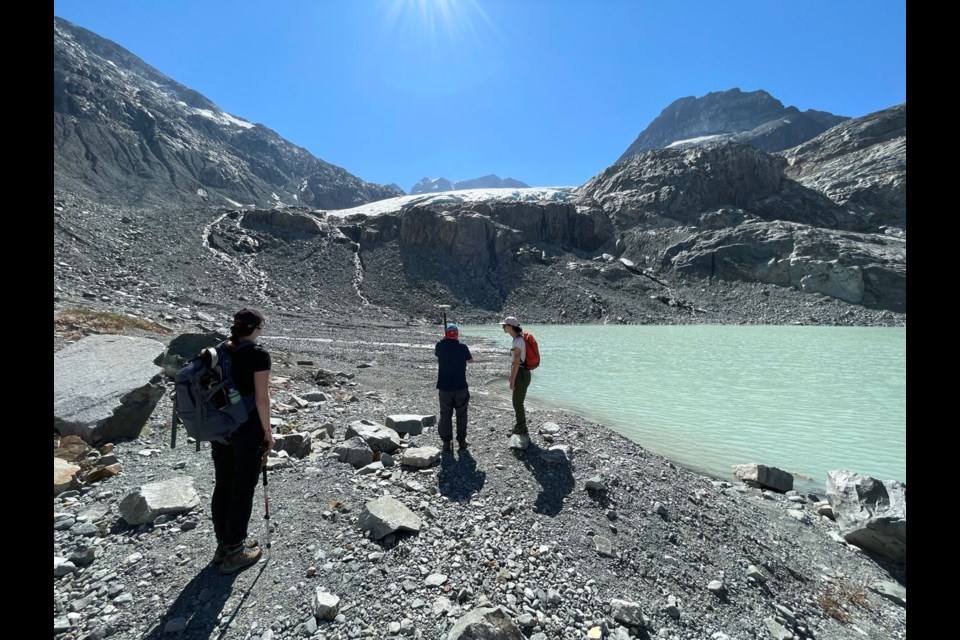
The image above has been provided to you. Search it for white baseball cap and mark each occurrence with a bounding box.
[499,316,520,327]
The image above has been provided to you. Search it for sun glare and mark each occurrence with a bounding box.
[382,0,497,49]
[373,0,504,95]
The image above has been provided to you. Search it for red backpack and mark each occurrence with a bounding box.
[521,332,540,370]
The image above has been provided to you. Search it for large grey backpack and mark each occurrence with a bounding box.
[171,340,255,447]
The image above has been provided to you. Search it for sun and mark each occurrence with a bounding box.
[381,0,497,48]
[373,0,504,95]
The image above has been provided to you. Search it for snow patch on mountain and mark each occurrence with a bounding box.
[323,187,577,219]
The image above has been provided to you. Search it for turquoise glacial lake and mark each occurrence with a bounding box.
[460,324,906,493]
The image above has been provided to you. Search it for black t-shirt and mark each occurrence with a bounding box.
[228,341,271,435]
[435,338,472,391]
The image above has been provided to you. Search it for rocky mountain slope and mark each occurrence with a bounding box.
[54,17,402,211]
[576,142,905,313]
[617,89,848,162]
[52,18,906,330]
[412,176,531,195]
[780,104,906,230]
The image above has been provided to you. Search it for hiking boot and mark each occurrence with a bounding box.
[441,440,453,452]
[219,541,262,575]
[212,539,258,565]
[457,438,469,450]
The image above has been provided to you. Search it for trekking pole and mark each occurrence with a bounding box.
[261,448,272,550]
[170,396,177,449]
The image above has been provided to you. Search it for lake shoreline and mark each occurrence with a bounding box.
[54,314,907,639]
[458,324,906,496]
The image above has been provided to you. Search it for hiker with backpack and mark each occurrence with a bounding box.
[500,316,539,436]
[209,308,273,574]
[435,322,474,451]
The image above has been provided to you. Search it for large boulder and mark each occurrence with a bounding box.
[333,437,375,468]
[385,414,434,436]
[54,335,167,445]
[159,332,224,377]
[826,470,906,563]
[273,432,312,458]
[357,496,421,540]
[400,447,441,468]
[732,463,794,492]
[118,477,201,525]
[312,589,340,621]
[447,606,525,640]
[346,420,401,453]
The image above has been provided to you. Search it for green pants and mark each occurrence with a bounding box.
[512,368,531,433]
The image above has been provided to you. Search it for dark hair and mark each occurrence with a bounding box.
[230,307,264,343]
[508,324,522,335]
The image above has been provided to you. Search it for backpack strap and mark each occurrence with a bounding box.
[218,340,257,399]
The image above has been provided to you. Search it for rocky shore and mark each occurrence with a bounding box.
[53,314,907,640]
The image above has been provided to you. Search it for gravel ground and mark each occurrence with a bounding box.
[53,317,907,640]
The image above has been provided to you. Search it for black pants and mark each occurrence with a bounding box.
[210,421,263,546]
[438,388,470,441]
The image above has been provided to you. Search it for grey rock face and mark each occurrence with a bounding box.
[732,463,794,492]
[782,104,906,230]
[660,220,906,312]
[357,495,422,540]
[54,334,166,445]
[54,17,401,210]
[118,477,200,525]
[581,143,852,231]
[826,470,906,563]
[618,88,848,161]
[360,200,612,272]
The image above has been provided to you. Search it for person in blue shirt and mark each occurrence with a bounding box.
[435,323,474,451]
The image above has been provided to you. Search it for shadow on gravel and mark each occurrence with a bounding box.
[437,449,486,501]
[586,488,612,509]
[864,551,907,586]
[140,558,267,640]
[515,442,575,516]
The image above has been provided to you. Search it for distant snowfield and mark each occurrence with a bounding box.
[322,187,578,219]
[665,134,726,148]
[190,107,255,129]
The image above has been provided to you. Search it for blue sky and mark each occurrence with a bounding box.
[53,1,906,193]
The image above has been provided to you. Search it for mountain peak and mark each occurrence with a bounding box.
[617,88,847,162]
[410,174,530,194]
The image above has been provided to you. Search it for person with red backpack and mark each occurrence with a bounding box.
[500,316,539,436]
